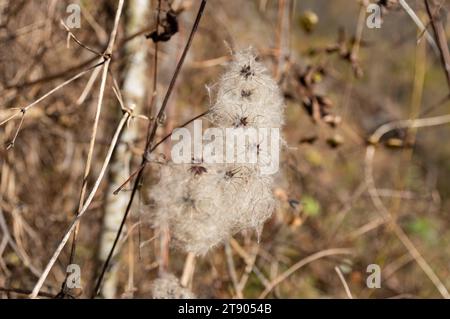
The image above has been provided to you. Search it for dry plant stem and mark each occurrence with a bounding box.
[274,0,287,80]
[334,266,353,299]
[5,110,25,149]
[388,29,426,240]
[347,216,386,240]
[237,244,261,294]
[125,229,135,297]
[383,253,415,282]
[0,61,105,127]
[327,181,367,242]
[3,55,101,91]
[113,109,209,195]
[102,0,163,258]
[62,0,125,294]
[369,114,450,143]
[420,93,450,117]
[152,111,210,151]
[148,0,161,118]
[98,0,150,298]
[92,166,144,297]
[399,0,439,53]
[365,113,450,299]
[419,0,450,116]
[351,2,365,70]
[28,110,130,299]
[0,286,55,298]
[225,241,242,298]
[77,65,102,105]
[29,0,126,298]
[424,0,450,90]
[4,24,154,91]
[61,19,103,57]
[357,30,428,255]
[180,252,196,288]
[64,57,110,285]
[92,0,208,297]
[0,208,41,277]
[341,3,365,117]
[80,3,108,43]
[96,0,159,294]
[146,0,208,149]
[229,239,270,291]
[258,248,353,299]
[229,238,251,263]
[151,0,169,274]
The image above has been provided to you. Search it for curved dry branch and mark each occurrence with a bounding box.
[365,113,450,299]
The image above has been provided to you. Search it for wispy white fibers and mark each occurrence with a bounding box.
[151,273,196,299]
[150,48,285,255]
[210,48,285,129]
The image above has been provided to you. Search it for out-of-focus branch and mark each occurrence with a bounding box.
[92,0,208,297]
[365,113,450,299]
[97,0,151,299]
[424,0,450,90]
[259,248,353,298]
[399,0,439,54]
[29,0,126,299]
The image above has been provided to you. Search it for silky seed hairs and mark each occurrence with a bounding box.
[149,48,285,256]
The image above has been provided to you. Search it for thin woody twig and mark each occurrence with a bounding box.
[365,113,450,299]
[225,242,242,298]
[0,208,41,277]
[180,252,196,288]
[113,109,209,195]
[2,24,154,91]
[61,19,104,57]
[29,108,131,299]
[61,0,126,296]
[30,0,126,299]
[0,60,105,127]
[61,0,125,296]
[5,109,25,150]
[399,0,439,54]
[92,0,208,297]
[259,248,353,299]
[334,266,353,299]
[424,0,450,90]
[0,286,55,298]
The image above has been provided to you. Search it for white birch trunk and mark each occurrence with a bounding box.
[98,0,150,298]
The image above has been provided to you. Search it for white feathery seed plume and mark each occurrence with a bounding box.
[210,48,285,129]
[149,48,284,256]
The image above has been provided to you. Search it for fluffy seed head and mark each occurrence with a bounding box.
[149,48,285,255]
[151,273,196,299]
[209,48,285,129]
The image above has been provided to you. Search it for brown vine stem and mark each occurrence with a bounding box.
[424,0,450,90]
[28,109,131,299]
[61,0,125,296]
[92,0,208,297]
[29,0,126,299]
